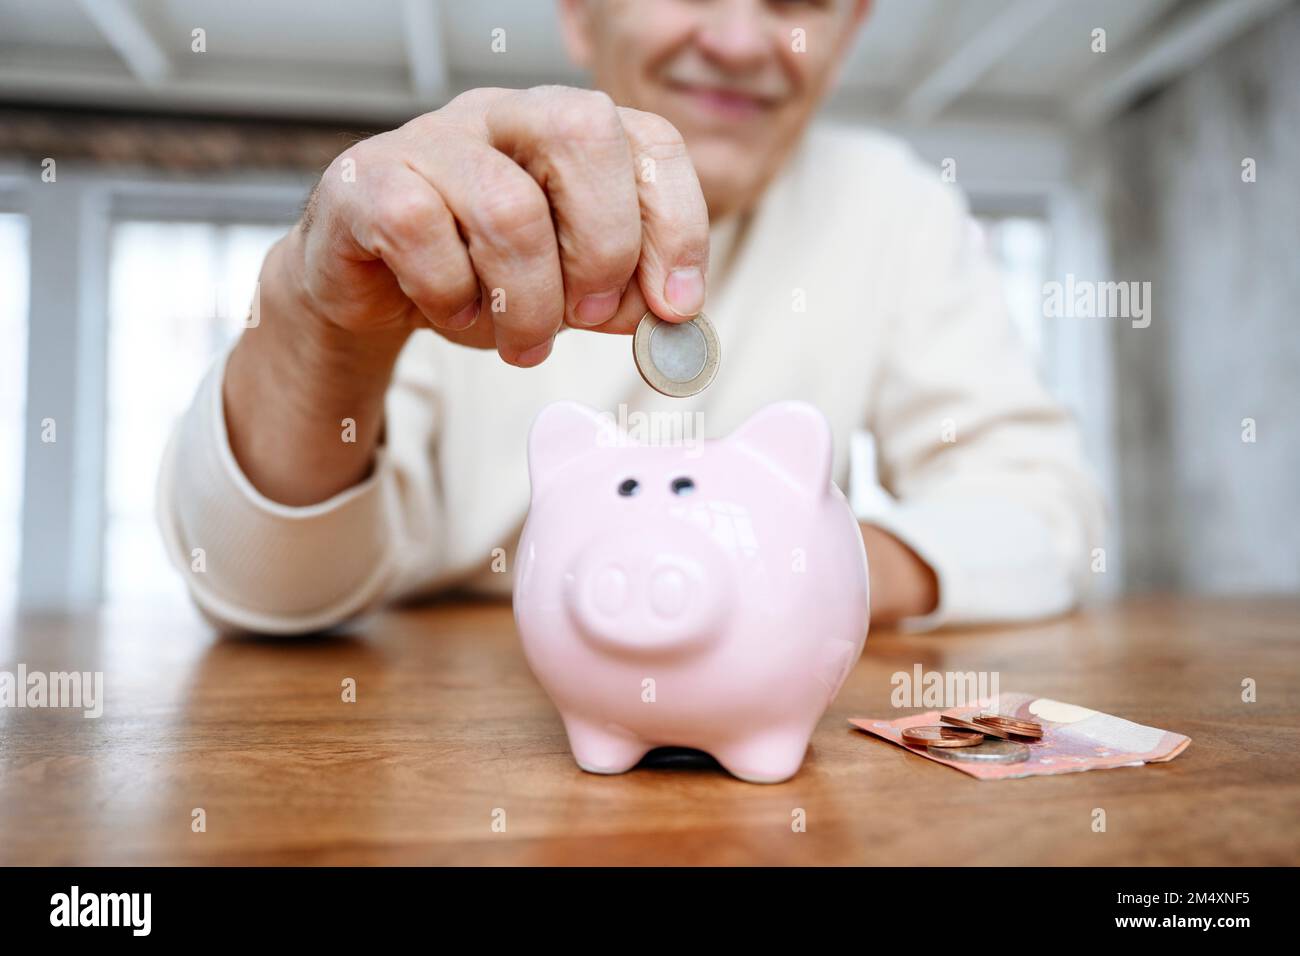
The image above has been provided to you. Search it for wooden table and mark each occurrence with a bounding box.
[1,596,1296,865]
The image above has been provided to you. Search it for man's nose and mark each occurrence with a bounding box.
[696,0,774,69]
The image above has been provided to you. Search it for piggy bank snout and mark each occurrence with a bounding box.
[566,529,731,657]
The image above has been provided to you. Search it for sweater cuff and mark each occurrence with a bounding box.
[854,488,1074,632]
[156,345,397,634]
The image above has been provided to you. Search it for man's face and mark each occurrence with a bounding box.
[561,0,868,219]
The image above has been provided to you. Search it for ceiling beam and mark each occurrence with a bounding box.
[899,0,1064,124]
[1069,0,1293,126]
[401,0,449,101]
[0,60,422,123]
[74,0,170,84]
[0,58,586,126]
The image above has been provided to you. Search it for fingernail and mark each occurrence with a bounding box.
[514,336,554,368]
[665,267,705,316]
[443,298,480,331]
[574,289,621,327]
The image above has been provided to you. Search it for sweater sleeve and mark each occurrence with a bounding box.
[155,341,438,635]
[859,178,1107,630]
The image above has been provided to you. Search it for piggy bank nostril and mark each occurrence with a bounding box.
[592,566,628,616]
[649,567,689,619]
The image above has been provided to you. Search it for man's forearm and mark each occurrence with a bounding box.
[224,229,411,506]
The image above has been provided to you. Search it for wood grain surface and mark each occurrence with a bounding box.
[1,596,1296,865]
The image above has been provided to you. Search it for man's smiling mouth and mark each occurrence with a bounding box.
[666,82,780,120]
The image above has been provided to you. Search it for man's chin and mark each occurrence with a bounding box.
[686,143,764,214]
[697,173,763,221]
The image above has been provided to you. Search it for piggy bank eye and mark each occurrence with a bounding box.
[618,478,640,497]
[670,476,695,496]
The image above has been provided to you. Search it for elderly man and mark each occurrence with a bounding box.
[158,0,1103,634]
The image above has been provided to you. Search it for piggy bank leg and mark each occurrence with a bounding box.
[563,716,650,775]
[712,727,813,784]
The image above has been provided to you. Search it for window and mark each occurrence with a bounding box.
[0,213,30,611]
[104,220,286,604]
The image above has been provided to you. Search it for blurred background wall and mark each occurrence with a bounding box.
[0,0,1295,613]
[1099,4,1299,593]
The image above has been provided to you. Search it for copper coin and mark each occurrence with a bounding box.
[901,725,985,748]
[974,713,1043,737]
[975,711,1042,730]
[940,712,1010,739]
[975,710,1040,728]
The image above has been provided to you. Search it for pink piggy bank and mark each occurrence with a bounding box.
[513,400,869,783]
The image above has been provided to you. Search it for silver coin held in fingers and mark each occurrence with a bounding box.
[633,311,721,398]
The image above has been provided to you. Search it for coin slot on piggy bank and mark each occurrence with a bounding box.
[512,400,870,784]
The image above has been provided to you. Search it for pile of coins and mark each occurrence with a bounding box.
[899,712,1045,765]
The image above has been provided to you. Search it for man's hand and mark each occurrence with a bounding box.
[297,85,710,365]
[226,87,710,506]
[860,524,940,626]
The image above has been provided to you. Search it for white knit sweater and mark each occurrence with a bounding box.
[157,124,1105,634]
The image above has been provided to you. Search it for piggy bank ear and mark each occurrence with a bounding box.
[726,401,833,495]
[527,401,617,490]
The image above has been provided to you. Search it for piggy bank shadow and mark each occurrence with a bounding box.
[636,746,726,774]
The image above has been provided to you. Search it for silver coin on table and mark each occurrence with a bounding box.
[633,311,720,398]
[926,739,1031,764]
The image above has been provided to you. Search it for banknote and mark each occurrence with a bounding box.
[849,691,1191,780]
